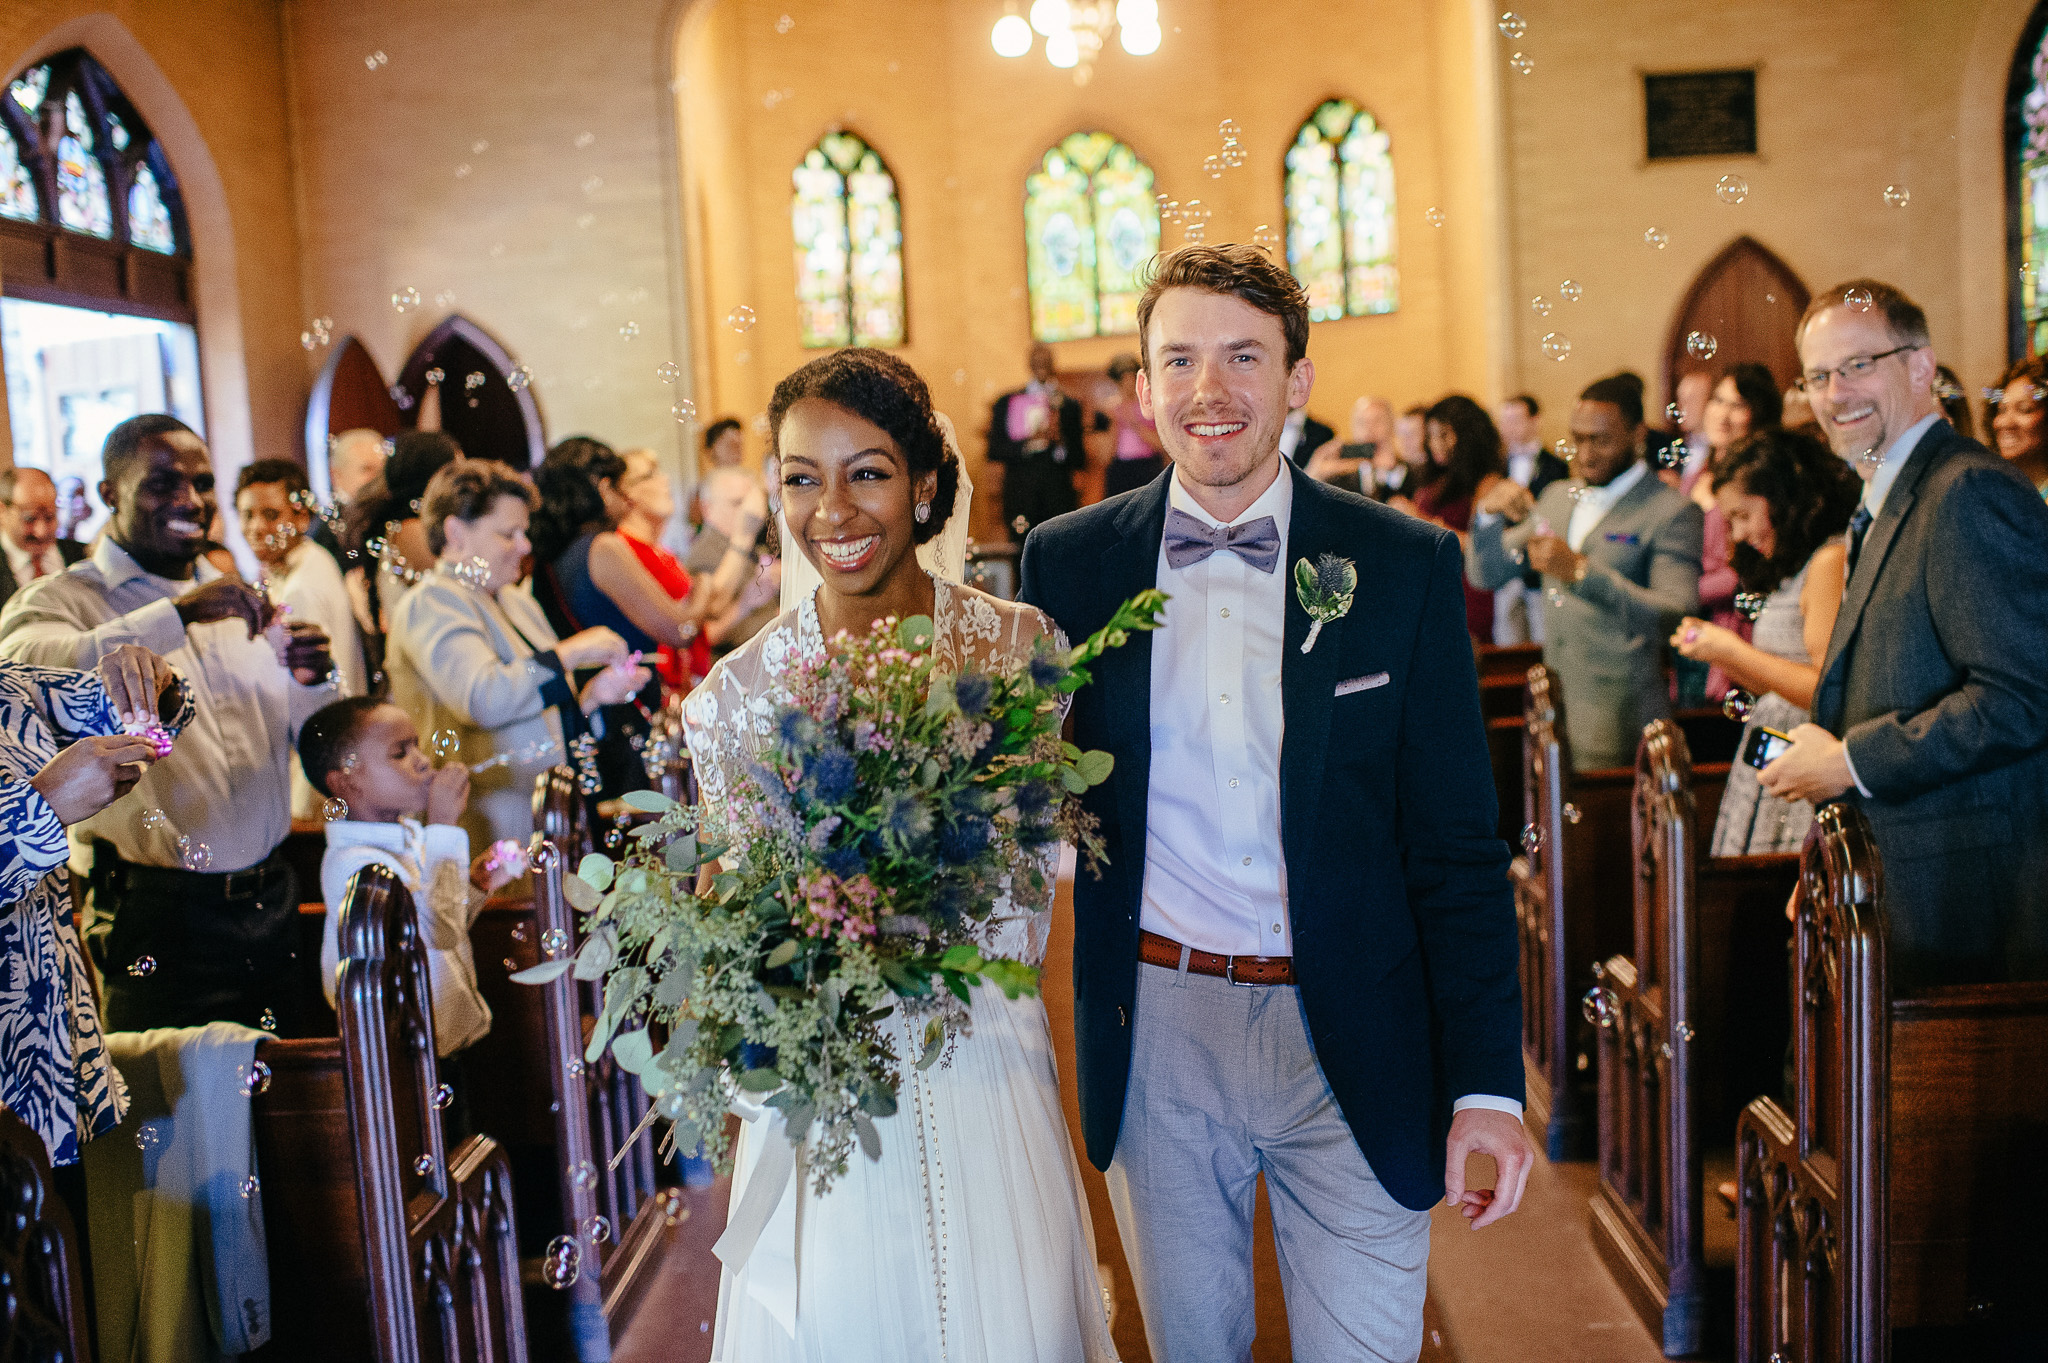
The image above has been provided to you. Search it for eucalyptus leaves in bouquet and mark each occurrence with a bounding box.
[521,590,1167,1192]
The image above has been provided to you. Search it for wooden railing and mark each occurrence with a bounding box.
[0,1103,91,1363]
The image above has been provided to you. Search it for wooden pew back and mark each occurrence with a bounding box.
[0,1103,92,1363]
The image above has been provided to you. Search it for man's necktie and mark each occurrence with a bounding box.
[1843,505,1873,583]
[1162,507,1281,573]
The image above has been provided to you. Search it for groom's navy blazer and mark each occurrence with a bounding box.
[1020,464,1523,1212]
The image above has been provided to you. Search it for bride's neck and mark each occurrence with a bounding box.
[813,556,936,646]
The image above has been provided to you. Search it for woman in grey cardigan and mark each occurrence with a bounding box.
[386,460,648,847]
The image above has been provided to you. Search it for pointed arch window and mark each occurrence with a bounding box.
[1284,99,1399,322]
[2010,9,2048,356]
[792,131,904,349]
[1025,132,1161,343]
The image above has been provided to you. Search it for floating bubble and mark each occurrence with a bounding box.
[583,1214,613,1245]
[532,841,562,872]
[392,286,421,314]
[364,50,388,70]
[1540,332,1571,362]
[543,1236,582,1289]
[1531,295,1552,317]
[454,163,472,179]
[1251,224,1282,254]
[1182,222,1206,245]
[1425,206,1446,228]
[672,398,697,423]
[1555,437,1576,461]
[575,130,596,149]
[414,1154,435,1176]
[576,213,595,229]
[430,728,462,760]
[1559,279,1582,303]
[431,1082,455,1111]
[258,1008,278,1033]
[1666,401,1685,423]
[240,1174,261,1199]
[141,807,170,833]
[127,955,158,980]
[321,796,349,822]
[728,305,757,333]
[656,361,682,384]
[1566,484,1587,502]
[542,927,570,958]
[619,322,639,341]
[581,175,604,197]
[1498,11,1527,39]
[464,371,486,392]
[658,1188,689,1225]
[1654,439,1687,471]
[1644,226,1669,250]
[1219,144,1246,169]
[1218,117,1241,141]
[1581,986,1617,1029]
[241,1060,272,1097]
[1722,689,1754,723]
[1734,591,1767,622]
[569,1159,599,1190]
[178,836,211,872]
[301,331,318,351]
[605,825,625,852]
[1715,174,1749,205]
[1181,199,1210,223]
[1883,184,1910,208]
[1685,330,1719,361]
[424,367,446,386]
[1203,154,1222,178]
[471,139,489,155]
[135,1123,161,1151]
[508,365,532,392]
[1520,824,1541,853]
[1844,286,1874,313]
[565,1058,586,1078]
[1508,51,1533,75]
[775,12,794,33]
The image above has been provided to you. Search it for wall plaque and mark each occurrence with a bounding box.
[1644,70,1757,161]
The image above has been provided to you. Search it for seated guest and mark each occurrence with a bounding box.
[1410,395,1507,643]
[1103,353,1167,498]
[299,696,521,1063]
[1670,428,1859,853]
[613,446,712,689]
[0,467,87,606]
[1988,355,2048,499]
[0,414,335,1035]
[1467,374,1704,769]
[0,645,186,1166]
[1681,361,1782,703]
[385,459,647,847]
[686,466,780,656]
[1760,279,2048,986]
[1304,396,1393,494]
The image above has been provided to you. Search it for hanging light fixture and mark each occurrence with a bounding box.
[992,0,1162,84]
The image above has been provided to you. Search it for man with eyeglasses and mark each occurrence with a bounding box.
[1760,279,2048,987]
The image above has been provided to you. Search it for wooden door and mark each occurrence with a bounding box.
[303,335,403,498]
[1661,236,1810,405]
[395,315,547,469]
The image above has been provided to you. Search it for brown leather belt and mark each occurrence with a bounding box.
[1139,930,1295,986]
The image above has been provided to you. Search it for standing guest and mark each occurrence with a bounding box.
[1374,403,1431,503]
[701,417,746,473]
[1,646,186,1166]
[614,446,712,688]
[54,476,92,545]
[1760,280,2048,987]
[1276,404,1335,467]
[1680,362,1782,703]
[310,428,389,558]
[1493,394,1570,645]
[1669,428,1858,853]
[1304,396,1393,494]
[0,468,87,606]
[1668,371,1714,485]
[1103,353,1167,498]
[1988,356,2048,499]
[0,415,335,1036]
[385,459,646,847]
[988,343,1084,541]
[1410,395,1507,643]
[340,430,463,638]
[1936,365,1976,441]
[1467,374,1704,770]
[686,467,781,657]
[1782,384,1820,436]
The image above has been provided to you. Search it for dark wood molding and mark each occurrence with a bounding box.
[0,1103,92,1363]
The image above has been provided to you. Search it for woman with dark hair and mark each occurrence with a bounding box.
[386,459,645,845]
[1102,352,1166,497]
[680,348,1114,1362]
[1988,356,2048,499]
[340,430,463,649]
[1680,361,1783,701]
[1407,394,1506,640]
[1670,428,1859,853]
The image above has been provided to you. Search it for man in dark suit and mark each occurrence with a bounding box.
[1278,405,1335,467]
[0,467,88,606]
[1761,279,2048,987]
[1021,245,1527,1361]
[987,343,1083,542]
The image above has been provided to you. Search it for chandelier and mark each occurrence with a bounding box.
[992,0,1161,85]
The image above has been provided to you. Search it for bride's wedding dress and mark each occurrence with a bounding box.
[682,576,1119,1363]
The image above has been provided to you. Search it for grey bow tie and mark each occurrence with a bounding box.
[1162,507,1281,573]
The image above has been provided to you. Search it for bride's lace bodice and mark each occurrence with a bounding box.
[682,577,1067,965]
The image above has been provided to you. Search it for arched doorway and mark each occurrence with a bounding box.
[1660,236,1810,407]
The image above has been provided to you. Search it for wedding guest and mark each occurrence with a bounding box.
[1670,428,1858,853]
[1680,362,1782,703]
[385,458,645,847]
[311,428,388,558]
[1760,280,2048,986]
[1103,353,1167,497]
[1493,395,1570,645]
[1669,370,1714,484]
[1411,395,1507,642]
[1375,403,1430,503]
[340,430,462,641]
[1936,365,1976,441]
[1277,404,1335,468]
[1304,396,1393,494]
[0,414,335,1035]
[701,417,745,473]
[0,468,87,607]
[686,467,781,657]
[614,446,711,688]
[1988,356,2048,499]
[54,476,92,544]
[1782,384,1819,435]
[988,343,1083,541]
[1467,374,1704,769]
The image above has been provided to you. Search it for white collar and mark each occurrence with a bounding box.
[1862,412,1942,520]
[1167,459,1294,530]
[2,534,50,578]
[1576,458,1649,511]
[92,535,218,593]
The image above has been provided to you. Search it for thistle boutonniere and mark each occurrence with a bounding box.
[1292,554,1356,654]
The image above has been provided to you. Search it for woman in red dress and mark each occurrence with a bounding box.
[1401,395,1506,643]
[614,447,712,688]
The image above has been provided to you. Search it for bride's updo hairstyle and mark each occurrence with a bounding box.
[767,348,961,545]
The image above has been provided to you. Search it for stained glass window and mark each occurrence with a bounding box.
[1025,132,1160,343]
[1284,99,1399,322]
[2017,24,2048,355]
[0,124,36,222]
[791,131,904,349]
[7,65,47,116]
[128,162,174,253]
[55,90,110,239]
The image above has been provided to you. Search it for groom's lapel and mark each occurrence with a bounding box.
[1097,478,1169,865]
[1280,467,1348,879]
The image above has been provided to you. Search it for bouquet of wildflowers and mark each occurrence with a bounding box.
[520,591,1166,1192]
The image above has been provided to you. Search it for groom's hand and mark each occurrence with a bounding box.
[1445,1108,1534,1230]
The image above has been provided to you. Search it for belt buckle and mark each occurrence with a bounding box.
[223,867,260,900]
[1224,955,1258,987]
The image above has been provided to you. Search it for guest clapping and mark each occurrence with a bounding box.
[1408,395,1507,642]
[386,459,648,847]
[1988,357,2048,499]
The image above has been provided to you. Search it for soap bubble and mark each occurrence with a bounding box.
[392,286,420,314]
[1666,401,1684,423]
[301,331,318,350]
[431,1083,454,1111]
[135,1123,161,1151]
[1498,11,1527,39]
[1883,184,1910,208]
[1540,332,1571,362]
[1722,689,1754,723]
[1644,227,1669,250]
[1218,117,1241,141]
[128,956,156,977]
[414,1154,434,1176]
[1531,295,1552,317]
[1560,279,1582,302]
[576,213,595,230]
[430,728,462,760]
[1182,199,1211,222]
[1425,207,1446,228]
[570,1159,599,1190]
[508,365,532,392]
[364,50,388,70]
[581,175,604,196]
[464,371,485,392]
[565,1058,586,1078]
[1202,154,1222,178]
[1508,51,1533,75]
[1581,986,1617,1029]
[1219,144,1246,169]
[424,367,445,387]
[1547,588,1567,608]
[532,840,562,872]
[1563,803,1582,824]
[583,1214,613,1245]
[1555,437,1577,462]
[454,163,472,179]
[1685,331,1719,361]
[542,927,570,958]
[619,322,639,340]
[1520,824,1541,853]
[1844,287,1874,313]
[658,1188,690,1225]
[543,1236,582,1289]
[240,1060,272,1097]
[142,808,170,832]
[178,836,211,872]
[1734,591,1767,621]
[775,12,794,33]
[657,361,681,384]
[575,130,596,149]
[673,398,697,423]
[1715,174,1749,205]
[728,305,757,332]
[1251,224,1281,254]
[240,1174,261,1200]
[321,796,349,822]
[258,1008,278,1033]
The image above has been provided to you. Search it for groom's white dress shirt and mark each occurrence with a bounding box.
[1140,463,1523,1119]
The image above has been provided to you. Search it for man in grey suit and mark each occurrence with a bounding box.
[1467,374,1704,770]
[1760,280,2048,987]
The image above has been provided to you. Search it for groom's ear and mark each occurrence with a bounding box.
[1136,368,1154,421]
[1287,356,1316,411]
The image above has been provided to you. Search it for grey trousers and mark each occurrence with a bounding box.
[1106,961,1430,1363]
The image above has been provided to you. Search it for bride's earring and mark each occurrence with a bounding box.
[915,501,931,524]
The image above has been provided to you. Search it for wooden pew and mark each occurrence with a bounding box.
[252,863,528,1363]
[1733,804,2048,1362]
[1586,720,1798,1355]
[0,1103,93,1363]
[1477,641,1542,681]
[1512,665,1637,1160]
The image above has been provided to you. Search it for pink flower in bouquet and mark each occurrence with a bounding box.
[798,869,882,942]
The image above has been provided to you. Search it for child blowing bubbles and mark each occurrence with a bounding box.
[297,698,524,1099]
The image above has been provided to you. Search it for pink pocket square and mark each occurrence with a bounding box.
[1334,672,1390,697]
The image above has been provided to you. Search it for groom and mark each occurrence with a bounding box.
[1021,245,1530,1361]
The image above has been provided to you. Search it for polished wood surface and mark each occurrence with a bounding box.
[0,1104,92,1363]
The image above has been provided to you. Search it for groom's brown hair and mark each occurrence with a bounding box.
[1136,244,1311,374]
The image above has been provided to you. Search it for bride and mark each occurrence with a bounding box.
[681,348,1118,1363]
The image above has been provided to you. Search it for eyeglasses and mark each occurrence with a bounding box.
[1796,345,1922,393]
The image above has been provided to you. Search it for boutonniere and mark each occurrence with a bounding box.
[1292,554,1357,654]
